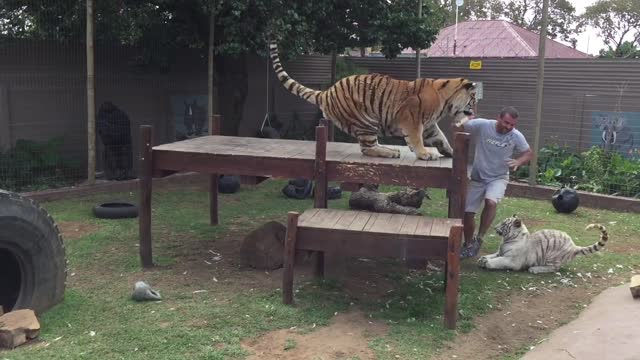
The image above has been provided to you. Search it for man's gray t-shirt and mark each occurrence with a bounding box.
[464,118,530,183]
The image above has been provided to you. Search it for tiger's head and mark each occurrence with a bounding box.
[495,214,528,238]
[441,78,477,127]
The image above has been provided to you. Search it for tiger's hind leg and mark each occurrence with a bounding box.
[528,265,560,274]
[358,134,400,158]
[423,124,454,158]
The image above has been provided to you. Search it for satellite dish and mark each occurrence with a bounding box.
[456,0,464,6]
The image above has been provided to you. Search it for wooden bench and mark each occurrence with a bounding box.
[282,208,463,329]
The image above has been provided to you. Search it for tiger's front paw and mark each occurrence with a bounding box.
[477,256,488,268]
[416,148,443,161]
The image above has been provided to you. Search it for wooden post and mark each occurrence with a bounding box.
[209,114,221,225]
[529,0,549,186]
[139,125,154,268]
[314,123,328,209]
[312,121,329,278]
[283,211,299,305]
[86,0,96,185]
[448,132,470,219]
[444,225,463,329]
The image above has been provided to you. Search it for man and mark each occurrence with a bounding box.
[454,106,533,258]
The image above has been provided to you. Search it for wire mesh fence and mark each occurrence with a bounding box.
[0,2,86,192]
[2,1,640,200]
[510,91,640,198]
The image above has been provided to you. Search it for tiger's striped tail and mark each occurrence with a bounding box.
[576,224,609,256]
[269,42,322,105]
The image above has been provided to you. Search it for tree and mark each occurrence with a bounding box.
[502,0,582,43]
[374,0,447,58]
[0,0,447,135]
[440,0,582,45]
[443,0,504,24]
[599,41,640,59]
[583,0,640,57]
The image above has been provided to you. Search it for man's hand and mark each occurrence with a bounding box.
[506,158,520,171]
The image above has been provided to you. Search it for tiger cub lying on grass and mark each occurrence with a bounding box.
[477,215,608,274]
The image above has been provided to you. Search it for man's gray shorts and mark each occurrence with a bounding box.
[465,179,508,213]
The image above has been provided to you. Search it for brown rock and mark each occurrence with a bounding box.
[0,309,40,348]
[240,221,286,270]
[630,275,640,299]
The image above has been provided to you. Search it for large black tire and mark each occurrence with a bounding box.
[0,190,66,315]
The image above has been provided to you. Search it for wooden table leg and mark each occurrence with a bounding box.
[209,114,221,225]
[312,123,328,277]
[448,132,470,219]
[283,212,299,305]
[139,125,154,268]
[444,225,463,329]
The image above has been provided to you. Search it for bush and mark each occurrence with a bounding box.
[514,144,640,198]
[0,137,82,192]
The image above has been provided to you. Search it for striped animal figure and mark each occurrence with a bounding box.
[269,42,477,160]
[478,215,609,274]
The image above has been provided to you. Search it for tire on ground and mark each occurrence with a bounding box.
[0,190,66,315]
[93,202,139,219]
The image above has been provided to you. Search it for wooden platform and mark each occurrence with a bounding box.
[283,209,464,329]
[151,135,456,189]
[137,117,470,271]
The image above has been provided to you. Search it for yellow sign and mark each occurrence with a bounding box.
[469,60,482,70]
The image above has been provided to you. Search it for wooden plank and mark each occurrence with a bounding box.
[332,210,359,230]
[328,162,452,189]
[399,215,420,235]
[414,217,435,237]
[302,209,344,229]
[362,212,380,232]
[369,213,407,234]
[430,218,462,238]
[346,211,373,231]
[298,208,321,224]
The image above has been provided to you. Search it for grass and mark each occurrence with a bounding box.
[5,179,640,359]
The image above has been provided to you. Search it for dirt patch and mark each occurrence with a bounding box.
[431,276,622,360]
[242,310,388,360]
[57,221,100,240]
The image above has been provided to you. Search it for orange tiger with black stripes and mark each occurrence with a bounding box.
[269,42,477,160]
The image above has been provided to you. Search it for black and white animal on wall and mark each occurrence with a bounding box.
[183,99,207,138]
[596,114,634,155]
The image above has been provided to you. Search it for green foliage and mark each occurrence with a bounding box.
[583,0,640,55]
[515,144,640,198]
[599,41,640,58]
[443,0,582,44]
[0,137,81,192]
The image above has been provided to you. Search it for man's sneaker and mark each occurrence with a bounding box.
[460,235,483,259]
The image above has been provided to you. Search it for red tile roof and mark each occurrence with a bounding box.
[407,20,590,58]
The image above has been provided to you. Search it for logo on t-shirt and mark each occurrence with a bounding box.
[485,137,513,148]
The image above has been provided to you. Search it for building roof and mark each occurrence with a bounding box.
[406,20,590,59]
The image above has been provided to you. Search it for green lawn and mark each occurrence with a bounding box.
[5,179,639,359]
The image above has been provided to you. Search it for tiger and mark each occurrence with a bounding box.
[477,215,609,274]
[269,42,477,160]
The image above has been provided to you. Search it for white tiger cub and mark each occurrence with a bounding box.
[477,214,608,274]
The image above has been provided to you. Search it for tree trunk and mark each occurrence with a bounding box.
[348,186,427,215]
[217,55,248,136]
